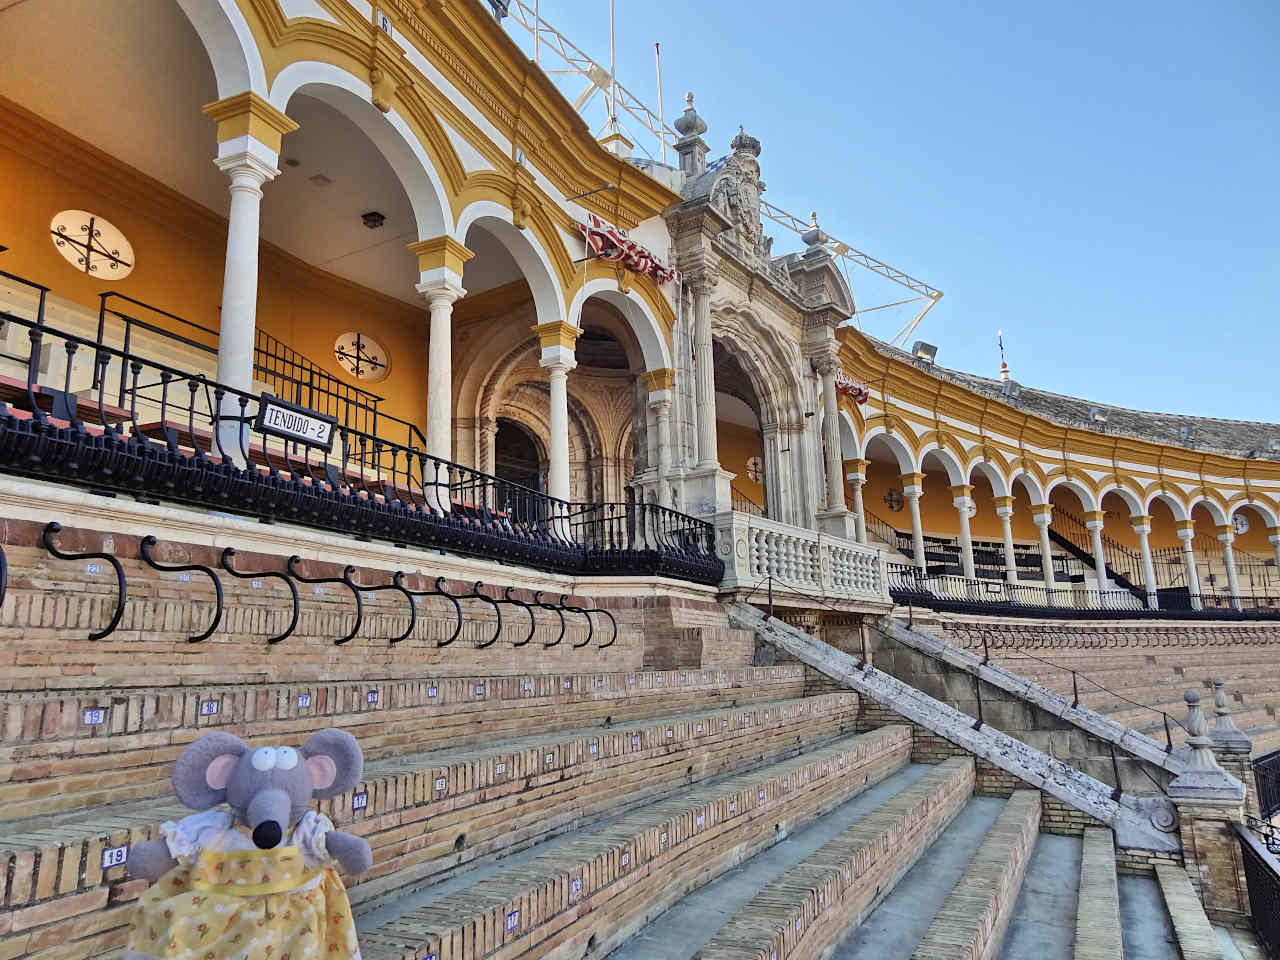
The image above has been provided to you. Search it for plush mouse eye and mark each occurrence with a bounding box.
[251,747,276,771]
[275,746,299,770]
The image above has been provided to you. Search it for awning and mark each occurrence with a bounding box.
[580,213,678,285]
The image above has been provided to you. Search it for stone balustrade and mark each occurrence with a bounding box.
[715,511,890,605]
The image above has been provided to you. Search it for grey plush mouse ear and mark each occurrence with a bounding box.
[173,731,248,810]
[299,728,364,798]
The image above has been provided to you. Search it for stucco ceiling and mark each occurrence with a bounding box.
[0,0,522,309]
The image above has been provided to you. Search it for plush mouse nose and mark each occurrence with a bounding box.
[252,820,283,849]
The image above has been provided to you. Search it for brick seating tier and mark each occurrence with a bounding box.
[0,666,807,820]
[0,691,860,960]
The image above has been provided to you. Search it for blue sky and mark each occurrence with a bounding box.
[506,0,1278,422]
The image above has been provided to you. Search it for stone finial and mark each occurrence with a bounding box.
[730,124,761,158]
[1167,688,1246,802]
[800,211,828,251]
[673,92,707,138]
[673,92,709,179]
[1209,677,1253,754]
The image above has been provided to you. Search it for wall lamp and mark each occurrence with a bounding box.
[911,340,937,365]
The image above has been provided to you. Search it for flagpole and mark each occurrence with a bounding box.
[655,42,665,165]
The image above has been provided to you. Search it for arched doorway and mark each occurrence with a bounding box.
[493,418,543,491]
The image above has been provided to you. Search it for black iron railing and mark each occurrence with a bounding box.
[886,562,1280,622]
[0,273,722,585]
[1237,822,1280,958]
[1048,505,1145,597]
[731,485,765,518]
[1257,748,1280,821]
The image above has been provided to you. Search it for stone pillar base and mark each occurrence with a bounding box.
[685,466,735,518]
[815,507,856,540]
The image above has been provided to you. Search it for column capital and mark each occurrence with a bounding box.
[213,151,280,191]
[648,393,673,412]
[950,483,973,499]
[1175,519,1196,534]
[531,320,583,352]
[415,278,466,307]
[995,504,1014,520]
[1269,532,1280,546]
[899,472,925,492]
[1083,509,1106,528]
[1129,514,1153,530]
[1216,525,1235,545]
[992,495,1014,510]
[1177,526,1196,543]
[643,367,676,393]
[539,351,577,374]
[1031,509,1052,529]
[203,91,298,156]
[409,236,474,289]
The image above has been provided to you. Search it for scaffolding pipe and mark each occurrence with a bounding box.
[655,42,665,166]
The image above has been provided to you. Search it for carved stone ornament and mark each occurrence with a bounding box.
[710,126,769,261]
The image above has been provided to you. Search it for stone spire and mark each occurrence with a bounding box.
[1209,677,1252,754]
[673,91,709,179]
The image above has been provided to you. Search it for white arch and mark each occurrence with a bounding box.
[919,446,967,488]
[837,410,860,460]
[1010,470,1048,507]
[1098,484,1144,517]
[567,278,671,371]
[457,201,567,337]
[1232,499,1280,529]
[175,0,267,97]
[860,427,916,477]
[269,61,450,239]
[1145,490,1190,524]
[1188,494,1229,527]
[968,460,1011,499]
[1046,477,1099,513]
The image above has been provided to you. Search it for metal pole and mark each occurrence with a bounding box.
[972,673,984,731]
[655,42,665,165]
[608,0,617,130]
[1108,743,1123,801]
[533,0,539,65]
[768,575,774,622]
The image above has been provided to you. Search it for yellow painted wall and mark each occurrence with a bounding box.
[0,106,430,434]
[718,421,765,510]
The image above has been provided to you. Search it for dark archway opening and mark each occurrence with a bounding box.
[494,418,543,491]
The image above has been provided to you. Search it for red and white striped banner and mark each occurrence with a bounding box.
[579,213,678,285]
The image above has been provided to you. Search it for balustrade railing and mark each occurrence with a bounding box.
[1237,822,1280,958]
[0,272,722,585]
[716,511,887,604]
[1257,748,1280,822]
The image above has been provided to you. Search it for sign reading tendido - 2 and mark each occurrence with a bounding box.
[254,393,337,451]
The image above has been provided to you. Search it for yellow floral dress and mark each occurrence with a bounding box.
[126,810,361,960]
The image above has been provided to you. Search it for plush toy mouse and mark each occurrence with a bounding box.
[125,729,373,960]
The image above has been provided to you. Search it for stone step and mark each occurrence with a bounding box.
[831,795,1006,956]
[996,832,1081,959]
[354,725,914,960]
[688,757,974,960]
[1072,827,1122,959]
[0,665,805,819]
[1117,872,1180,959]
[910,790,1042,959]
[604,763,938,960]
[1155,864,1226,960]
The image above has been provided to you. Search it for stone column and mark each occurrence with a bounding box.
[201,93,298,459]
[478,416,498,474]
[420,283,465,461]
[644,368,676,508]
[1167,689,1248,923]
[1083,510,1110,590]
[691,276,717,468]
[1131,515,1160,610]
[1270,529,1280,591]
[1217,526,1243,610]
[952,484,977,579]
[1031,505,1057,600]
[818,358,844,513]
[532,321,581,512]
[994,495,1018,583]
[846,459,868,544]
[1177,523,1203,610]
[901,472,926,572]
